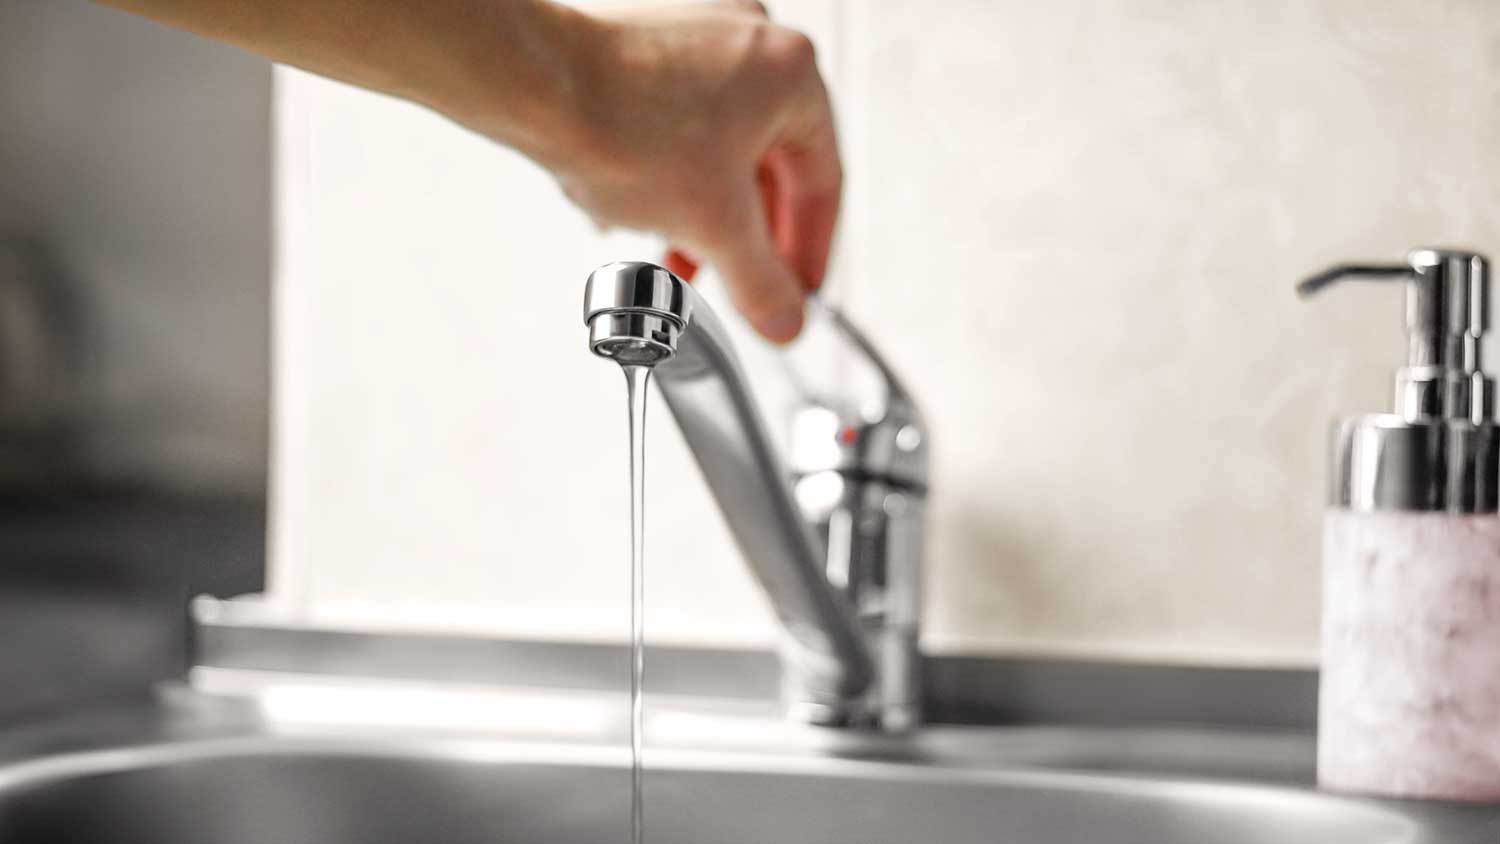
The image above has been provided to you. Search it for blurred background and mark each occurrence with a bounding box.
[7,0,1500,675]
[0,0,268,717]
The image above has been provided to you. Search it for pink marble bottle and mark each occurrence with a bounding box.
[1304,248,1500,802]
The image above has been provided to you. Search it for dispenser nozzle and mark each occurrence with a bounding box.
[1295,264,1412,298]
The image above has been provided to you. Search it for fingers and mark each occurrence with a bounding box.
[664,165,802,342]
[762,130,840,293]
[756,32,840,293]
[707,194,807,343]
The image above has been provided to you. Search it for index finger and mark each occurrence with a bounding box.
[764,104,841,292]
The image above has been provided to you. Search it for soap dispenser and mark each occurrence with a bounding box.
[1301,248,1500,801]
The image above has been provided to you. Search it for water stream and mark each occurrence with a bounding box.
[623,364,650,844]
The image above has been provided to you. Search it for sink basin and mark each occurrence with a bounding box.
[0,736,1464,844]
[0,679,1495,844]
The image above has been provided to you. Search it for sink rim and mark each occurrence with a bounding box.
[0,685,1494,842]
[0,730,1417,829]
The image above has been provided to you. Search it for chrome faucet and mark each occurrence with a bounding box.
[584,261,928,730]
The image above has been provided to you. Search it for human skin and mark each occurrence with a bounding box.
[95,0,840,342]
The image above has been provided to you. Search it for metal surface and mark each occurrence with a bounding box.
[1300,248,1499,512]
[784,302,928,729]
[584,261,915,725]
[0,688,1497,843]
[194,610,1321,729]
[0,497,262,723]
[1328,412,1499,512]
[0,746,1416,844]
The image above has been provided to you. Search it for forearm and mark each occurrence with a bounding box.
[95,0,600,165]
[99,0,841,341]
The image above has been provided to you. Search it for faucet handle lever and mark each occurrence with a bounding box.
[781,301,927,489]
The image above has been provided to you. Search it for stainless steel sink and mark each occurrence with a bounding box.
[0,738,1432,844]
[0,680,1494,844]
[0,684,1495,844]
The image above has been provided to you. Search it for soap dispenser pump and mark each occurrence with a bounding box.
[1301,247,1500,801]
[1300,248,1498,512]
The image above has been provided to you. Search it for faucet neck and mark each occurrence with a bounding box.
[584,262,878,714]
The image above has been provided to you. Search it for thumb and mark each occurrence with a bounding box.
[707,194,807,343]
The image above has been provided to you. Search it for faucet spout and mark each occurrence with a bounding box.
[584,262,875,706]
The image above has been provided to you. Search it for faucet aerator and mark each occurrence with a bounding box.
[588,312,679,366]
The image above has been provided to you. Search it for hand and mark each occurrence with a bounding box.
[556,2,841,343]
[96,0,840,342]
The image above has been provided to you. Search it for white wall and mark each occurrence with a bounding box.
[270,0,1500,665]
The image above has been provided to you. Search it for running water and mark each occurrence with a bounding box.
[623,364,650,844]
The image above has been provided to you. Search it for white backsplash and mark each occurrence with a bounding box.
[270,0,1500,665]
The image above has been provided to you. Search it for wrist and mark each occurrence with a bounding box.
[430,0,611,172]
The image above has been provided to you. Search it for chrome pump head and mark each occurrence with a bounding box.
[583,261,690,366]
[1300,248,1493,424]
[1299,247,1498,513]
